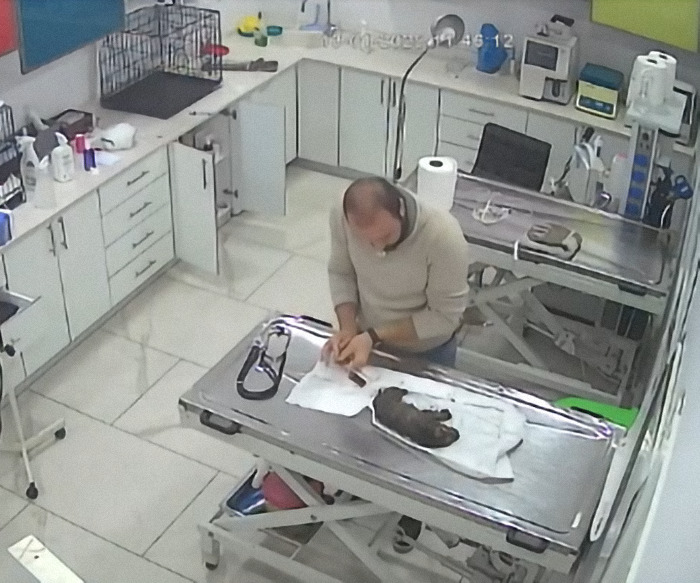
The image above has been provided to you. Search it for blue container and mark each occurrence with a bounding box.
[477,23,508,74]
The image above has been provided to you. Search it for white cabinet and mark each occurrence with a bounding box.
[437,90,528,173]
[3,225,70,376]
[250,67,297,164]
[298,60,339,167]
[525,113,577,193]
[57,192,111,339]
[339,68,438,178]
[387,78,439,180]
[2,193,110,376]
[339,68,388,176]
[170,101,286,275]
[169,142,219,275]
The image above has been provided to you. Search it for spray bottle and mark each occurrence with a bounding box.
[16,135,39,204]
[50,132,75,183]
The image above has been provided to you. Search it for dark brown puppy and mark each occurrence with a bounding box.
[373,386,460,448]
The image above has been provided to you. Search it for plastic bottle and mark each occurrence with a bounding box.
[16,135,39,204]
[33,156,57,209]
[254,12,268,47]
[50,132,75,183]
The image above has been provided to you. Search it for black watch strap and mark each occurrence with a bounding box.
[366,327,381,346]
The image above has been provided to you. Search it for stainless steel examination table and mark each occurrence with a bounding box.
[421,173,676,404]
[179,314,619,581]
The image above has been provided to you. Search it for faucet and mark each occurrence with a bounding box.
[324,0,336,36]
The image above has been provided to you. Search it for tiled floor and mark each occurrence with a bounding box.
[1,166,454,582]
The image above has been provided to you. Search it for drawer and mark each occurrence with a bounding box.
[102,173,170,245]
[441,91,528,131]
[106,203,173,277]
[437,141,478,173]
[99,148,168,215]
[439,118,483,149]
[0,288,46,354]
[109,233,174,306]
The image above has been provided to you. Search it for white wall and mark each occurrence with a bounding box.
[203,0,700,88]
[1,0,699,126]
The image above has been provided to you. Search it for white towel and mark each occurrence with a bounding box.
[286,363,527,480]
[285,361,380,416]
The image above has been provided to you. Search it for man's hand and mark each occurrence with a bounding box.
[336,332,373,369]
[321,329,357,364]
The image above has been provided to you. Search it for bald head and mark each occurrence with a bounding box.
[343,177,402,226]
[342,177,404,251]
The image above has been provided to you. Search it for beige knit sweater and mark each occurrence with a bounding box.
[328,192,470,352]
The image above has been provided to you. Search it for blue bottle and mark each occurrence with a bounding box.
[477,23,508,74]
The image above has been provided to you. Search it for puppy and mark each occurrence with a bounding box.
[373,386,460,448]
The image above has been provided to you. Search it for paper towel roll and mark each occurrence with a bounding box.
[636,56,667,108]
[417,156,458,210]
[648,50,677,99]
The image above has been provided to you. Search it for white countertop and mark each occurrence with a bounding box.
[5,32,697,251]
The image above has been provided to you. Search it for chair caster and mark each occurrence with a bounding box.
[26,483,38,500]
[205,562,219,571]
[55,428,66,440]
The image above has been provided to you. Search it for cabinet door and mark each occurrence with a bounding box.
[387,78,439,181]
[251,67,297,164]
[298,60,339,167]
[4,225,70,376]
[169,142,219,274]
[525,113,577,193]
[339,68,388,176]
[57,192,111,339]
[239,101,287,216]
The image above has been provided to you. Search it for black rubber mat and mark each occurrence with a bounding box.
[101,71,221,120]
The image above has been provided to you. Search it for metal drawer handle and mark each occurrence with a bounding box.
[47,224,57,256]
[126,170,149,187]
[468,108,495,117]
[58,217,68,249]
[132,230,155,249]
[129,200,152,219]
[380,79,385,105]
[135,259,157,278]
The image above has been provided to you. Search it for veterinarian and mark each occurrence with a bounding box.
[323,176,470,369]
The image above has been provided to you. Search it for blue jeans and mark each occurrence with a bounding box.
[389,336,458,368]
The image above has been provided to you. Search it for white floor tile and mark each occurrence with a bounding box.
[0,505,191,583]
[295,234,331,264]
[104,276,270,368]
[0,486,26,531]
[0,392,216,555]
[145,472,252,583]
[115,361,256,477]
[167,232,291,301]
[285,165,350,214]
[30,330,178,424]
[228,207,330,255]
[246,256,336,325]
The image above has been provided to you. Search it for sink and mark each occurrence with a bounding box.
[270,29,324,49]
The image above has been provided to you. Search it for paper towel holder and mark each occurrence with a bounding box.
[392,15,466,183]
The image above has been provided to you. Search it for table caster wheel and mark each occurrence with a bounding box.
[205,562,219,571]
[26,483,38,500]
[55,428,66,440]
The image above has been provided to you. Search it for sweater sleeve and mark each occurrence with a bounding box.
[411,215,470,340]
[327,204,359,307]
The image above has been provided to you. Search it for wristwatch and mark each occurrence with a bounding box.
[365,327,381,347]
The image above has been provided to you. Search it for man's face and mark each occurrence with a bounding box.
[347,209,402,252]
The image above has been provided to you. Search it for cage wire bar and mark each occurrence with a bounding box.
[99,4,223,119]
[0,103,25,208]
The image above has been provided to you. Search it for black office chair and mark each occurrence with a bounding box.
[471,123,552,191]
